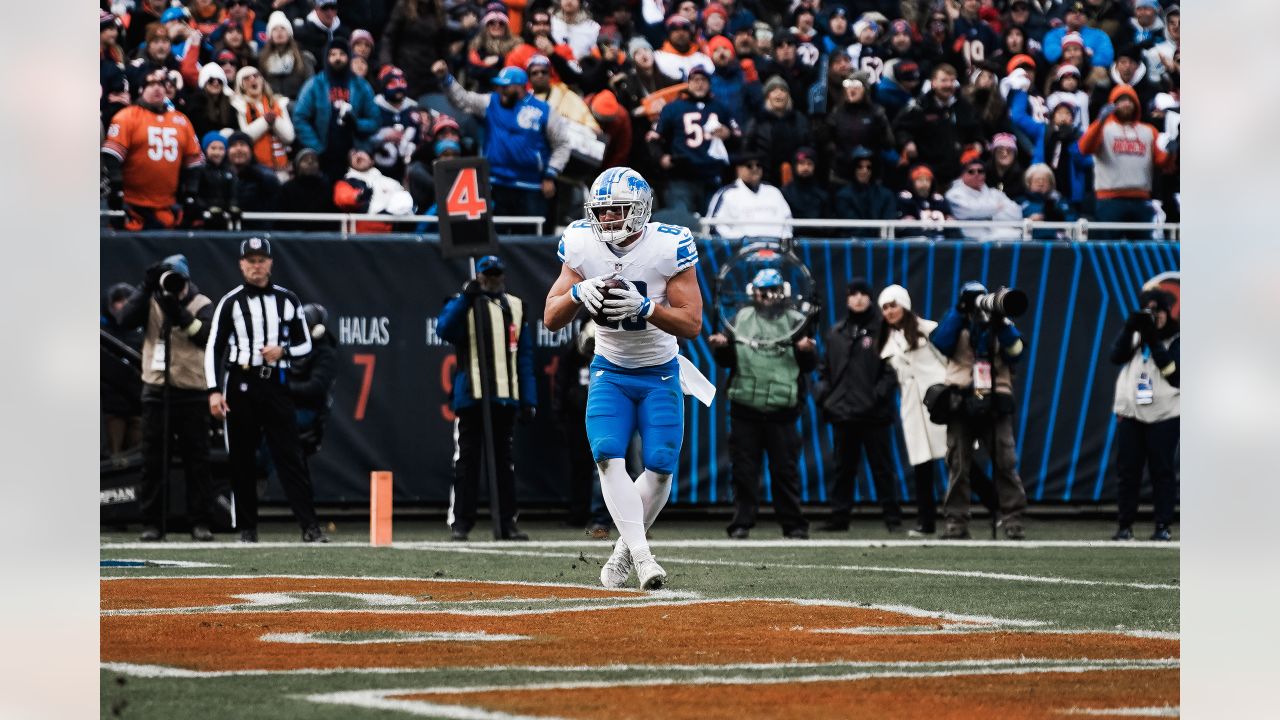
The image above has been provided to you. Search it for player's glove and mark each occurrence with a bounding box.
[570,272,613,315]
[603,279,655,322]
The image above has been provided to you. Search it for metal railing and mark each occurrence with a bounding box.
[100,210,545,237]
[696,217,1180,241]
[100,210,1177,241]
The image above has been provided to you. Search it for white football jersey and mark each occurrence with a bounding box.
[558,220,699,368]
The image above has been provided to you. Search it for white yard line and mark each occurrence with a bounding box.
[298,662,1179,717]
[103,657,1179,680]
[419,546,1180,591]
[1060,707,1179,717]
[100,539,1180,550]
[261,631,532,644]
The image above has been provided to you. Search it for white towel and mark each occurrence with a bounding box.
[676,354,716,407]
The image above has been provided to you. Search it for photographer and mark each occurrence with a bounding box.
[930,281,1029,540]
[1109,288,1179,541]
[709,269,815,540]
[113,255,216,542]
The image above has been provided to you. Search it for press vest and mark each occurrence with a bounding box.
[463,294,525,403]
[141,294,212,390]
[727,307,803,411]
[943,326,1015,395]
[1113,332,1179,422]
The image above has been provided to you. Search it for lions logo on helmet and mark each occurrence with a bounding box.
[584,167,654,245]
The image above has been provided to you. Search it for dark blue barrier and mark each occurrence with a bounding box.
[101,232,1179,506]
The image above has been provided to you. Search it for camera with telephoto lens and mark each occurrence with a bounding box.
[973,287,1028,318]
[159,269,188,296]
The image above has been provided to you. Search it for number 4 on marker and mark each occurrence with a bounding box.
[446,167,488,221]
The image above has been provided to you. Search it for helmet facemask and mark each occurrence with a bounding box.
[585,167,653,246]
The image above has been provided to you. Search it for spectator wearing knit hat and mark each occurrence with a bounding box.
[1008,86,1093,212]
[1129,0,1165,47]
[1078,83,1176,238]
[1044,63,1091,131]
[292,37,381,180]
[193,132,238,229]
[833,147,897,236]
[101,11,130,128]
[781,147,831,224]
[647,65,737,214]
[990,27,1043,81]
[587,90,632,168]
[278,148,338,227]
[897,165,955,240]
[874,60,920,121]
[1020,163,1076,237]
[467,9,524,87]
[985,133,1026,201]
[1058,32,1090,75]
[187,63,238,139]
[655,14,713,82]
[818,7,855,57]
[551,0,601,60]
[259,11,317,101]
[297,0,351,69]
[766,31,818,108]
[1043,1,1113,68]
[188,0,225,37]
[707,35,762,126]
[372,66,432,182]
[1004,0,1057,44]
[225,131,282,227]
[126,22,187,99]
[822,73,894,184]
[1144,5,1177,85]
[743,75,813,187]
[883,18,925,69]
[952,0,1002,79]
[963,62,1015,146]
[212,20,258,72]
[350,29,376,61]
[843,15,887,81]
[380,0,453,98]
[702,2,730,39]
[1089,44,1157,122]
[231,65,296,181]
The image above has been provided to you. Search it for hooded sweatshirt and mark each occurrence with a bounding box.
[1078,84,1172,199]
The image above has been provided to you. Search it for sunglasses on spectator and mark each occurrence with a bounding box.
[528,68,550,75]
[965,167,986,175]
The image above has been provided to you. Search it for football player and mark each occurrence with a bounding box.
[544,167,706,590]
[102,68,204,230]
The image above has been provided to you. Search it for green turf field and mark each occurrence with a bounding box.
[100,518,1180,719]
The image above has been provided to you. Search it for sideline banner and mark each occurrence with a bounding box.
[101,233,1179,506]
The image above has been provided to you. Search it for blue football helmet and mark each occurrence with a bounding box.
[584,167,653,245]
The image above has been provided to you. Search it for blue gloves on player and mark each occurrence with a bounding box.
[570,273,613,315]
[604,279,655,322]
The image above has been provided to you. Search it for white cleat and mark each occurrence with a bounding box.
[599,538,633,589]
[636,558,667,590]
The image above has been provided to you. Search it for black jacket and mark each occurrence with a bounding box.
[278,172,337,224]
[379,1,455,99]
[815,309,898,424]
[101,285,144,417]
[893,91,981,184]
[782,177,831,221]
[232,161,281,228]
[289,330,337,413]
[743,108,813,187]
[823,101,895,182]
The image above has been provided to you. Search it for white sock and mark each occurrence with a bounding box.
[597,458,654,564]
[636,469,672,530]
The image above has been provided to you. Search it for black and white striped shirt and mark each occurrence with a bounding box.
[205,283,312,391]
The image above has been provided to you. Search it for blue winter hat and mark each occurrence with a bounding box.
[752,268,784,289]
[476,255,505,275]
[160,6,190,24]
[491,66,528,87]
[201,131,227,153]
[161,254,190,278]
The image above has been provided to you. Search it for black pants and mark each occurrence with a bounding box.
[944,413,1027,530]
[226,373,318,531]
[728,412,808,534]
[563,411,594,526]
[1116,415,1179,527]
[452,404,518,533]
[138,395,211,528]
[912,460,999,533]
[829,420,902,523]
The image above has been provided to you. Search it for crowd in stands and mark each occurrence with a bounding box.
[100,0,1180,237]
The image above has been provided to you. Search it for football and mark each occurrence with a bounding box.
[590,278,630,325]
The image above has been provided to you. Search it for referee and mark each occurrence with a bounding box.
[205,238,327,543]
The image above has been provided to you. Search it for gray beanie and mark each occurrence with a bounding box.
[628,36,653,54]
[762,75,790,97]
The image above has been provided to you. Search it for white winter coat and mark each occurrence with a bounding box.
[945,179,1023,240]
[880,318,948,465]
[707,179,794,239]
[344,167,414,216]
